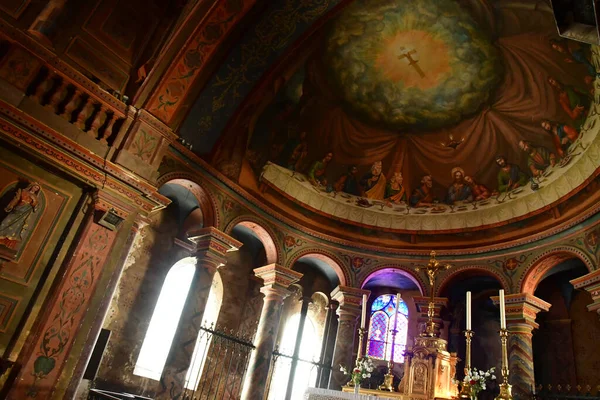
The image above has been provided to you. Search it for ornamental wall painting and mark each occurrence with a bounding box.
[206,0,600,232]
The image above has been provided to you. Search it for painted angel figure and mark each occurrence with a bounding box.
[0,182,42,250]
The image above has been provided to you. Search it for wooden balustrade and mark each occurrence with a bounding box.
[25,66,126,146]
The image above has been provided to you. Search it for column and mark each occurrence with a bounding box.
[7,191,131,399]
[317,302,339,388]
[328,286,370,390]
[492,293,550,400]
[570,270,600,320]
[413,296,449,338]
[64,215,150,399]
[241,264,302,400]
[156,227,241,400]
[27,0,69,47]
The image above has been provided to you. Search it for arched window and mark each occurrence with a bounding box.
[366,294,409,363]
[134,257,197,380]
[184,271,223,390]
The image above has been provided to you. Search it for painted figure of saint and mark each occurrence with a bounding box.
[0,182,42,250]
[541,120,579,157]
[360,161,387,200]
[445,167,473,204]
[409,175,435,207]
[550,39,595,77]
[308,152,333,186]
[547,77,591,129]
[464,176,491,201]
[334,166,362,196]
[279,131,308,171]
[495,156,528,193]
[518,140,556,177]
[385,172,406,204]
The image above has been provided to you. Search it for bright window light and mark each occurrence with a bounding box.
[134,257,197,380]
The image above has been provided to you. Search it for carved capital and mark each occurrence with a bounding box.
[331,286,370,308]
[254,263,302,292]
[491,293,551,330]
[570,270,600,315]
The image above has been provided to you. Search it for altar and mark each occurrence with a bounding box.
[305,387,400,400]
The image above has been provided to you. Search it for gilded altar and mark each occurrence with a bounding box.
[398,336,458,400]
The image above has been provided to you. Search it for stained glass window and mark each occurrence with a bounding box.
[366,294,408,363]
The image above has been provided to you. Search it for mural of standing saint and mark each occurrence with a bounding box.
[0,182,42,250]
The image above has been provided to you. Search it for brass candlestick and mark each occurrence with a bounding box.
[416,251,451,337]
[495,328,513,400]
[378,328,397,391]
[458,330,474,399]
[347,327,367,388]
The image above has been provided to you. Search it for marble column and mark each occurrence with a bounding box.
[413,296,449,338]
[492,293,550,400]
[570,270,600,320]
[156,227,241,400]
[241,264,302,400]
[328,286,370,390]
[7,191,130,399]
[28,0,69,47]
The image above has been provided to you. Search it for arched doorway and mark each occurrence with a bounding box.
[531,258,600,386]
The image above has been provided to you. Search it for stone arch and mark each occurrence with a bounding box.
[224,216,280,265]
[519,246,594,295]
[437,265,510,297]
[157,172,218,228]
[286,249,349,287]
[358,265,426,295]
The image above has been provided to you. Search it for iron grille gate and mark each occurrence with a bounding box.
[183,324,255,400]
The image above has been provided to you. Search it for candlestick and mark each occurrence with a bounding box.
[458,329,474,399]
[495,328,513,400]
[361,294,368,329]
[466,291,471,331]
[499,290,506,330]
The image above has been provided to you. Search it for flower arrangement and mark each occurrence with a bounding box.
[340,357,375,386]
[463,367,497,398]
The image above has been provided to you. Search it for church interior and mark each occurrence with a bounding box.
[0,0,599,399]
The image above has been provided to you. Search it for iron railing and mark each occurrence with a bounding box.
[183,324,255,400]
[534,384,600,400]
[266,346,332,400]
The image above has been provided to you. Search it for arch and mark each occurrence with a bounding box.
[157,173,218,228]
[519,247,594,295]
[224,216,280,264]
[286,249,349,287]
[437,265,509,297]
[359,265,426,295]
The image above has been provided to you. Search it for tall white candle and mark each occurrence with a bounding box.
[499,289,506,329]
[361,294,368,329]
[393,293,401,330]
[466,291,472,330]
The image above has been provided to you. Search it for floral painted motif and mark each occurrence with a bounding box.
[130,129,157,162]
[16,221,118,399]
[147,0,255,124]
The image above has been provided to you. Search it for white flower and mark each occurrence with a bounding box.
[362,373,367,379]
[492,375,496,380]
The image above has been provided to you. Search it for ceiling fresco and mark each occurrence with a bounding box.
[181,0,600,233]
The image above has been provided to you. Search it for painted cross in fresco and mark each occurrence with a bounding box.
[398,48,425,78]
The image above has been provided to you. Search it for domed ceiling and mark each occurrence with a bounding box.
[181,0,600,237]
